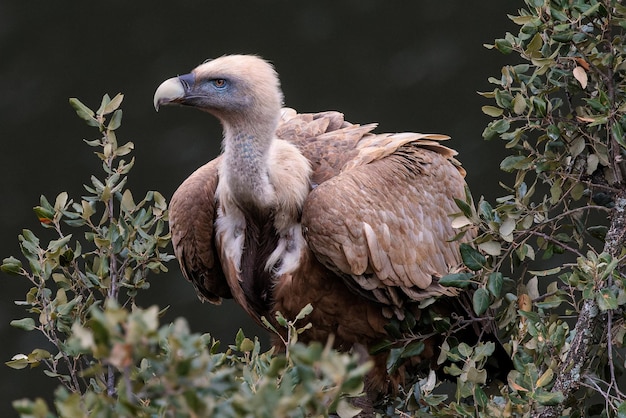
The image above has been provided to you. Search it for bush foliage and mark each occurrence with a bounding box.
[462,0,626,416]
[4,0,626,417]
[3,96,367,418]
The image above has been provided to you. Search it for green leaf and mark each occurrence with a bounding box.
[525,32,543,55]
[439,272,473,288]
[492,118,511,133]
[369,339,393,355]
[10,318,36,331]
[500,155,533,172]
[473,288,490,316]
[116,141,134,157]
[384,320,402,339]
[460,243,486,271]
[531,96,547,117]
[103,93,124,115]
[597,288,618,311]
[466,365,487,384]
[612,122,626,148]
[512,93,526,115]
[473,341,495,362]
[235,328,245,348]
[21,229,40,246]
[528,267,561,276]
[478,200,494,221]
[494,38,513,54]
[265,356,287,378]
[97,94,111,115]
[335,399,362,418]
[443,363,463,377]
[47,234,72,252]
[536,368,554,388]
[546,124,560,141]
[6,355,29,370]
[295,303,313,321]
[400,341,425,358]
[478,240,501,256]
[69,98,99,127]
[275,311,288,327]
[581,2,602,17]
[481,106,504,117]
[239,338,255,352]
[487,272,503,297]
[508,14,537,25]
[108,109,123,131]
[534,389,565,406]
[386,347,403,373]
[474,385,488,409]
[12,398,51,415]
[33,205,55,225]
[153,191,167,211]
[121,189,136,213]
[1,256,23,274]
[454,198,473,218]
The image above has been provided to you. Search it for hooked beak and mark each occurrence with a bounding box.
[153,73,196,111]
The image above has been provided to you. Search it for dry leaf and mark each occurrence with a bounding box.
[518,293,532,312]
[576,115,595,123]
[575,57,590,70]
[109,342,133,368]
[573,66,588,89]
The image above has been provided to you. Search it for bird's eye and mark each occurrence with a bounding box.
[212,79,227,89]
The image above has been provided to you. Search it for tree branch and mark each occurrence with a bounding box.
[534,192,626,418]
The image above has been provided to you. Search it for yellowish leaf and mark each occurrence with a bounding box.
[478,240,502,256]
[573,66,588,89]
[482,106,504,117]
[587,153,599,175]
[508,376,529,392]
[71,323,95,349]
[513,93,526,115]
[451,215,472,229]
[499,217,516,241]
[536,368,554,388]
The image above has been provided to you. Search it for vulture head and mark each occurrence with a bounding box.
[154,55,284,139]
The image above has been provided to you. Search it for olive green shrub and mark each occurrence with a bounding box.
[444,0,626,416]
[3,95,367,418]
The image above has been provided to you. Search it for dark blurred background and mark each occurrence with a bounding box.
[0,0,516,413]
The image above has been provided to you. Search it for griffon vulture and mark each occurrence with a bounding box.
[154,55,483,401]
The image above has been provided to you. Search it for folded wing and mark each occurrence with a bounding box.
[169,157,231,303]
[301,132,467,314]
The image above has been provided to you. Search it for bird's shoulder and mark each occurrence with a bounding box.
[276,108,377,185]
[276,108,465,184]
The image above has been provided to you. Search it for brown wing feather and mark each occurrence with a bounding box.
[169,157,231,303]
[277,108,377,185]
[301,134,467,311]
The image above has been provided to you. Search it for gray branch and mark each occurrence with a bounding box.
[534,193,626,418]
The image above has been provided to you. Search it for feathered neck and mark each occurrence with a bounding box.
[219,118,279,209]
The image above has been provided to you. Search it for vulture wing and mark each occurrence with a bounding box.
[169,157,231,303]
[301,131,467,312]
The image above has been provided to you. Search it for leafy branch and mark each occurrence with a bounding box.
[3,94,171,396]
[444,0,626,415]
[2,95,370,418]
